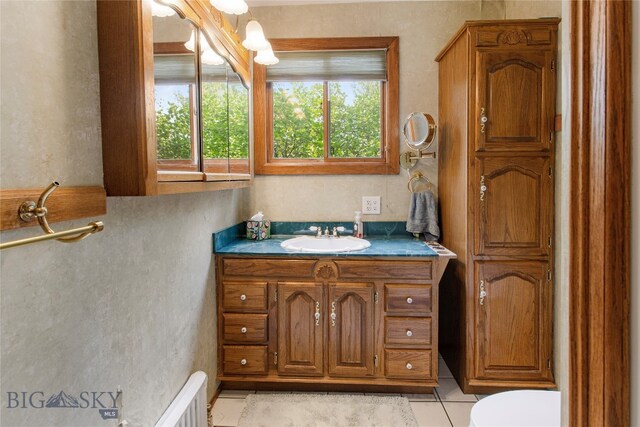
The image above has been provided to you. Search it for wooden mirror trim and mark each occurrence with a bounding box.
[570,1,631,426]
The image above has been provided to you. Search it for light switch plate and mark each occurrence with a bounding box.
[362,196,381,214]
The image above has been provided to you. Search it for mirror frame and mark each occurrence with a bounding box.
[403,112,436,150]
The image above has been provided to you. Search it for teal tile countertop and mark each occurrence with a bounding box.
[212,222,444,257]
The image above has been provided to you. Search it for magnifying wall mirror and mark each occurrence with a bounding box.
[403,112,436,150]
[400,112,437,169]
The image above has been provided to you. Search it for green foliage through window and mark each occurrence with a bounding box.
[271,81,381,159]
[155,82,249,161]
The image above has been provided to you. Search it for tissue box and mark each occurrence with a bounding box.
[246,220,271,240]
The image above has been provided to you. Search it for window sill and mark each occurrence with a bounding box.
[255,161,399,175]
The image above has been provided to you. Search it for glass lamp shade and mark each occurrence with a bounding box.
[210,0,248,15]
[151,1,176,17]
[202,48,225,65]
[184,30,197,52]
[254,43,279,65]
[242,20,270,51]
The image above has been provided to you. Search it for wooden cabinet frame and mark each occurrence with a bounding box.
[96,0,251,196]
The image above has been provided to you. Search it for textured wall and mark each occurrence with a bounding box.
[631,1,639,424]
[0,1,247,426]
[246,1,504,221]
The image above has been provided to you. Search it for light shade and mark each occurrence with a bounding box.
[151,1,176,17]
[184,30,197,52]
[242,20,270,51]
[202,47,225,66]
[254,43,279,65]
[210,0,248,15]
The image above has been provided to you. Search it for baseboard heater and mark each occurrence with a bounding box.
[155,371,208,427]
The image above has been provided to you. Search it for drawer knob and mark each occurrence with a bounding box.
[406,330,413,337]
[406,363,413,370]
[241,327,247,334]
[240,294,247,301]
[406,297,413,304]
[240,358,247,366]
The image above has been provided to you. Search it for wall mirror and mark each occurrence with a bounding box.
[151,1,250,180]
[201,33,230,175]
[226,63,250,175]
[153,9,200,173]
[400,112,437,169]
[403,112,436,150]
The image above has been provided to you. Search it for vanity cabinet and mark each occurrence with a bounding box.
[96,0,251,196]
[216,256,442,392]
[436,19,558,393]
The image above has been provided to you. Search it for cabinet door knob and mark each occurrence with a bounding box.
[241,327,247,334]
[479,280,487,305]
[480,107,487,133]
[240,358,247,366]
[406,363,413,370]
[406,330,413,337]
[330,302,337,327]
[406,297,413,304]
[240,294,247,301]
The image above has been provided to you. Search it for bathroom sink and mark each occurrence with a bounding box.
[280,236,371,253]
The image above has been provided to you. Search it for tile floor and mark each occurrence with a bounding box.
[211,356,485,427]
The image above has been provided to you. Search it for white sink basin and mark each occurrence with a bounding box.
[281,236,371,253]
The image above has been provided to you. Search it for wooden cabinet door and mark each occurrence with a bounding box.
[277,282,324,376]
[475,156,552,256]
[474,261,553,382]
[328,282,375,377]
[475,49,555,151]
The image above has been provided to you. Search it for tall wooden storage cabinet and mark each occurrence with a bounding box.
[436,19,559,393]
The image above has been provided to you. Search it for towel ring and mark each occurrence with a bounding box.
[408,172,432,192]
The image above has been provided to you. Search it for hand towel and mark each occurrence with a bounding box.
[406,190,440,242]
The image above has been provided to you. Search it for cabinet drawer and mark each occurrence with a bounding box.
[223,313,268,343]
[385,284,432,315]
[223,345,268,375]
[335,260,432,280]
[385,350,433,380]
[223,258,316,278]
[222,282,268,311]
[385,317,432,346]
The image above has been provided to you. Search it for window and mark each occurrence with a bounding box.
[253,37,399,175]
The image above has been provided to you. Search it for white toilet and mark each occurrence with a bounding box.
[469,390,561,427]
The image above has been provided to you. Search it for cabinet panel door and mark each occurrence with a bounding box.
[474,261,553,382]
[475,50,555,151]
[328,283,375,377]
[475,156,552,256]
[277,282,324,376]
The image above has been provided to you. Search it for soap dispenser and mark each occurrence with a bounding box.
[353,211,364,238]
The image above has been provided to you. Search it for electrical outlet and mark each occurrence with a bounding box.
[362,196,381,215]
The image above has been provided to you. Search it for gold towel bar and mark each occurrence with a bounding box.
[0,181,105,250]
[0,221,104,250]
